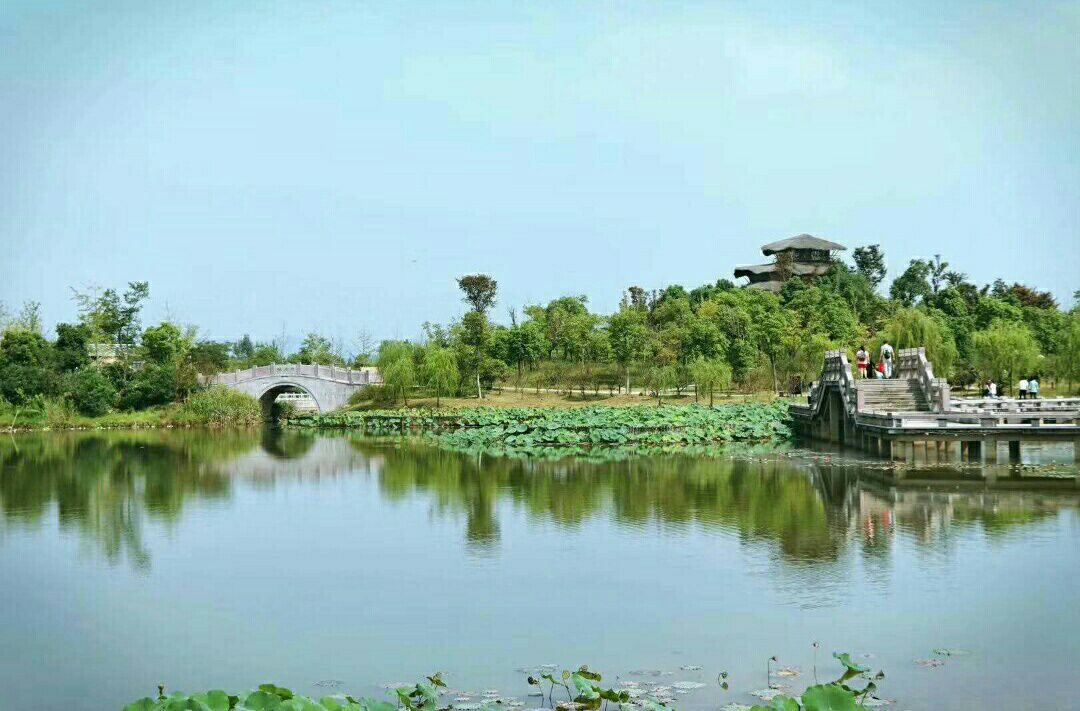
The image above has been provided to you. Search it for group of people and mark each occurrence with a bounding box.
[855,342,894,379]
[981,377,1040,399]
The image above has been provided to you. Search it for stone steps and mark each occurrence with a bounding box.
[856,379,930,412]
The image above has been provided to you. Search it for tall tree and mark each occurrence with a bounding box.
[423,344,458,407]
[378,341,417,405]
[851,244,887,289]
[928,254,950,294]
[72,281,150,345]
[457,274,498,398]
[608,308,650,391]
[889,260,932,306]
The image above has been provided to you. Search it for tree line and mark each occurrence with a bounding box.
[2,246,1079,416]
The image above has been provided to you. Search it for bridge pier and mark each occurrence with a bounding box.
[983,440,999,464]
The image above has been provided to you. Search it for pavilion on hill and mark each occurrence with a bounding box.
[733,234,846,292]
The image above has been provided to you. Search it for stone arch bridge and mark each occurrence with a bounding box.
[207,364,381,416]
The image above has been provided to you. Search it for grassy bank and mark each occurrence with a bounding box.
[1,386,262,431]
[289,401,791,458]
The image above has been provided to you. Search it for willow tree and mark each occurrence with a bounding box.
[690,357,732,406]
[971,322,1041,394]
[378,341,417,406]
[423,344,458,407]
[875,307,958,377]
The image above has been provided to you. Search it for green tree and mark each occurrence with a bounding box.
[607,307,650,391]
[690,357,732,406]
[379,341,417,405]
[1060,314,1080,393]
[457,274,498,398]
[423,344,458,407]
[0,329,55,403]
[971,321,1041,394]
[851,244,887,289]
[67,367,117,416]
[291,332,342,365]
[189,340,232,374]
[54,322,91,372]
[876,307,958,377]
[142,322,186,364]
[72,281,150,345]
[645,364,677,405]
[889,259,932,306]
[120,362,178,410]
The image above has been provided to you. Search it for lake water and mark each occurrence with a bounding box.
[1,430,1078,710]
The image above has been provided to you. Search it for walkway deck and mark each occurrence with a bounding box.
[790,348,1080,467]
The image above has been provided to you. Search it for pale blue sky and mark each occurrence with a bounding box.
[3,1,1078,349]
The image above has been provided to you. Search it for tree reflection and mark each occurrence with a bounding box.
[2,431,1074,571]
[0,431,257,570]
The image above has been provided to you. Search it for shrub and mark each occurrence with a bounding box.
[175,386,261,426]
[120,362,178,410]
[67,368,117,416]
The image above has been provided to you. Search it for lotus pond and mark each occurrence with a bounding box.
[1,429,1078,710]
[287,403,792,459]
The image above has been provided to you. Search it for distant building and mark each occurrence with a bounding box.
[87,343,127,365]
[733,234,846,293]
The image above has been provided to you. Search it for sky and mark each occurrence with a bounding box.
[2,0,1078,352]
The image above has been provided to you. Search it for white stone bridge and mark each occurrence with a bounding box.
[207,364,381,415]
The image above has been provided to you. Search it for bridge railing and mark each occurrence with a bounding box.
[896,347,950,412]
[206,364,382,386]
[805,349,860,416]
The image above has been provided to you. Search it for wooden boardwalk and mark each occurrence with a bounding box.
[790,348,1080,467]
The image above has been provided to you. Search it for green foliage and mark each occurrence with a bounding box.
[292,402,791,459]
[142,322,188,365]
[120,678,404,711]
[67,367,117,416]
[291,332,344,365]
[971,321,1041,388]
[889,259,932,306]
[121,363,179,410]
[851,244,886,289]
[72,280,150,345]
[422,344,458,406]
[54,322,92,372]
[176,386,261,426]
[690,357,732,406]
[379,341,419,405]
[875,308,957,376]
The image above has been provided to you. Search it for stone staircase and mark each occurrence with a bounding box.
[856,379,930,412]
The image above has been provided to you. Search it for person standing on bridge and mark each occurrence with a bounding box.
[856,346,869,378]
[879,341,894,378]
[1018,377,1029,400]
[1029,376,1040,400]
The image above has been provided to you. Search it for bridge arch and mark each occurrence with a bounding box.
[257,381,323,418]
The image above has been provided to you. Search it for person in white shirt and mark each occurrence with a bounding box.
[1018,378,1029,400]
[879,342,894,378]
[988,380,998,398]
[1029,377,1040,400]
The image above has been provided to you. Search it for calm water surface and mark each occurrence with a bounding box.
[1,430,1078,710]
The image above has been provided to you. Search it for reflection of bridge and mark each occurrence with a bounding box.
[791,347,1080,468]
[208,364,381,415]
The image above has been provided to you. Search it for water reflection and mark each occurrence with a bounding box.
[2,430,1075,575]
